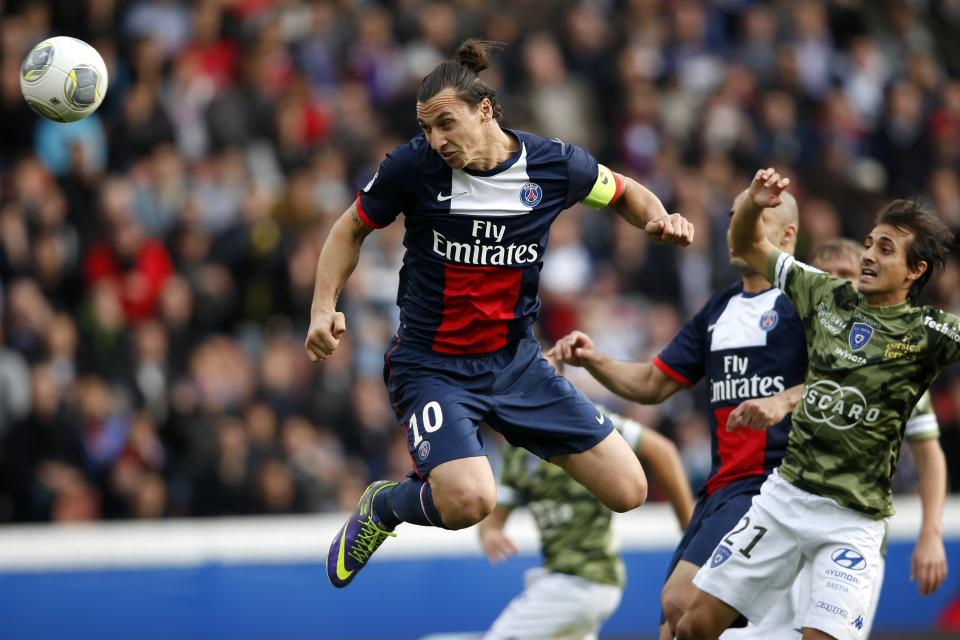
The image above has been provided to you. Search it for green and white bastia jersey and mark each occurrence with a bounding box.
[496,411,643,587]
[906,391,940,441]
[769,249,960,518]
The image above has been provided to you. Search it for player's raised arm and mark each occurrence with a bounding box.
[304,200,375,363]
[730,168,791,277]
[609,175,695,246]
[548,331,685,404]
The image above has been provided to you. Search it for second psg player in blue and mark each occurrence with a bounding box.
[551,189,804,639]
[304,40,695,588]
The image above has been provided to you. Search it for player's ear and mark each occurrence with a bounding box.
[906,258,928,283]
[779,223,798,251]
[478,98,493,122]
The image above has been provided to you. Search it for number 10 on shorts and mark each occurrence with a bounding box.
[410,401,444,447]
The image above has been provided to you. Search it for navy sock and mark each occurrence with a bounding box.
[373,478,445,530]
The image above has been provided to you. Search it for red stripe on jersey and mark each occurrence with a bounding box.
[610,172,625,205]
[652,355,695,388]
[432,263,522,354]
[354,194,386,229]
[704,406,767,494]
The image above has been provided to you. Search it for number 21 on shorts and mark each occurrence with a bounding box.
[410,401,444,447]
[724,516,768,559]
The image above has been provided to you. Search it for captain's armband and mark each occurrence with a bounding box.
[581,164,624,209]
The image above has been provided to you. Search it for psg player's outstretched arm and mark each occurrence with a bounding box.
[730,168,791,276]
[611,178,695,246]
[304,202,373,363]
[549,331,685,404]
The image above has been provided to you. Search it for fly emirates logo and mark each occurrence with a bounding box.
[711,355,786,403]
[432,220,540,266]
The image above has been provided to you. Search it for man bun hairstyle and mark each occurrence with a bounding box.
[875,198,955,303]
[417,39,504,120]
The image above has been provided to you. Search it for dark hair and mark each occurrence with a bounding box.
[875,199,955,303]
[417,39,504,120]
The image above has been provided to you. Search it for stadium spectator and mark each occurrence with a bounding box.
[0,0,957,524]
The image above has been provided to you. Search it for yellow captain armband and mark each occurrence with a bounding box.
[581,164,624,209]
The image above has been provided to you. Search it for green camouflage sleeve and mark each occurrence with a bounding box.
[923,309,960,367]
[905,391,940,441]
[766,248,845,319]
[495,444,523,509]
[600,405,644,452]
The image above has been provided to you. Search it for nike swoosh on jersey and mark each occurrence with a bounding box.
[335,525,354,580]
[596,413,605,424]
[437,191,468,201]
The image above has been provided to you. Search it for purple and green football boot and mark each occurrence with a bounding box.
[326,480,398,588]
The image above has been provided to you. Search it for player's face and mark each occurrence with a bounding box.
[860,224,921,301]
[812,253,860,284]
[416,88,485,170]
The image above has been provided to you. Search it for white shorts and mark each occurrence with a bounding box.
[721,569,803,640]
[862,553,885,639]
[721,540,887,640]
[694,471,885,640]
[484,568,622,640]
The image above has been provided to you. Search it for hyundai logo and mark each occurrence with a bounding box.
[831,548,866,571]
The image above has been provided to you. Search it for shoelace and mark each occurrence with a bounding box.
[348,516,396,564]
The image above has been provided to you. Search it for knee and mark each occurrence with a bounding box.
[429,458,497,529]
[439,490,495,529]
[674,612,711,640]
[661,587,687,628]
[604,476,647,513]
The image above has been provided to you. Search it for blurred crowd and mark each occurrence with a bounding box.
[0,0,959,523]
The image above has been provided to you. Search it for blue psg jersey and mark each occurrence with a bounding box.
[653,284,807,495]
[357,130,604,355]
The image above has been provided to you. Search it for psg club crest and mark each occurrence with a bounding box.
[417,441,431,462]
[519,182,543,207]
[848,323,874,351]
[710,545,733,568]
[759,309,779,332]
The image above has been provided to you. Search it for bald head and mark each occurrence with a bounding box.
[733,188,798,230]
[728,188,799,274]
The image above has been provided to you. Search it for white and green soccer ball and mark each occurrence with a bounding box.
[20,36,108,123]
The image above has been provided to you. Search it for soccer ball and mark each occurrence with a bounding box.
[20,36,109,123]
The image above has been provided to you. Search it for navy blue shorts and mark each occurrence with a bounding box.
[664,476,766,580]
[383,334,614,477]
[660,477,766,628]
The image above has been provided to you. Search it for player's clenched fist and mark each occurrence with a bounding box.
[645,212,695,246]
[548,330,600,368]
[305,309,346,362]
[727,395,789,431]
